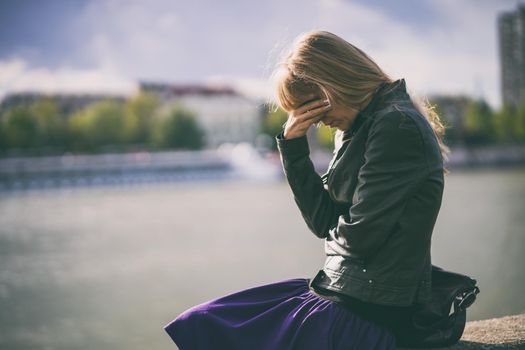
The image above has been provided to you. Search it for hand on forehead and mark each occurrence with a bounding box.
[297,92,326,109]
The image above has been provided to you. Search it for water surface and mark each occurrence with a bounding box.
[1,166,524,349]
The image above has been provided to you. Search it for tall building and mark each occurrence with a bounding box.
[498,4,525,107]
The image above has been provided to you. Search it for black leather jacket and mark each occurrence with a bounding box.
[276,79,444,306]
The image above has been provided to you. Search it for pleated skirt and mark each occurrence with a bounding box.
[163,277,396,350]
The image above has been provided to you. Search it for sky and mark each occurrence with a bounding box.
[0,0,522,108]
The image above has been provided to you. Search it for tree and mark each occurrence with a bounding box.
[31,97,66,150]
[463,99,494,145]
[515,98,525,142]
[68,100,127,152]
[151,105,205,150]
[261,106,288,150]
[123,92,159,145]
[2,106,38,150]
[493,104,515,143]
[0,116,6,153]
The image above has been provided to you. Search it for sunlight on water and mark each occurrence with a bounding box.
[0,166,524,350]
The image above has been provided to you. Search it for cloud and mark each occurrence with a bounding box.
[311,0,510,107]
[0,0,518,108]
[0,58,137,100]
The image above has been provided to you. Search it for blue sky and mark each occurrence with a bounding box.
[0,0,521,107]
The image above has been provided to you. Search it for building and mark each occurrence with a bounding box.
[498,4,525,107]
[140,82,264,149]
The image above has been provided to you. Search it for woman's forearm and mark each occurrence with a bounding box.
[276,131,342,238]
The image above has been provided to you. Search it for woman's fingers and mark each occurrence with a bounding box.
[282,98,331,139]
[296,98,330,116]
[296,103,331,125]
[293,99,331,121]
[305,104,331,120]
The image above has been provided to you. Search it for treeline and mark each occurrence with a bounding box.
[0,93,205,156]
[2,93,524,157]
[444,99,525,146]
[261,97,525,151]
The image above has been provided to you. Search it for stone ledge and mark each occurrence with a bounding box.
[397,313,525,349]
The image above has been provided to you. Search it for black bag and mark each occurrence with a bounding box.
[398,265,480,348]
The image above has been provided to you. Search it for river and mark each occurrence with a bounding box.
[0,166,524,349]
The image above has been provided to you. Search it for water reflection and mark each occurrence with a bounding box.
[0,166,524,349]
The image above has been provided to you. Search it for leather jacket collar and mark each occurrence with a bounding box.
[342,78,408,141]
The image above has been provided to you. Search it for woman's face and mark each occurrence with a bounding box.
[320,101,359,131]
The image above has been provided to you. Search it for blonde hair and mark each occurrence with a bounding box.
[270,30,450,174]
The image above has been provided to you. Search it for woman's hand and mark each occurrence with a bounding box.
[283,98,332,139]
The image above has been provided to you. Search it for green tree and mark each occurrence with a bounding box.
[31,97,67,150]
[0,116,6,153]
[68,100,126,152]
[123,92,159,145]
[152,105,205,150]
[515,98,525,142]
[463,99,493,145]
[493,104,515,143]
[2,106,38,150]
[261,106,288,150]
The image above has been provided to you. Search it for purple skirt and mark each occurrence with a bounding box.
[163,278,396,350]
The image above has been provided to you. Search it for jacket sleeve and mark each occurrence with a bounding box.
[275,131,343,238]
[326,111,430,259]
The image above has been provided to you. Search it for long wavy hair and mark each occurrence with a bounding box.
[270,30,450,174]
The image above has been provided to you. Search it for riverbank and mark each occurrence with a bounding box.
[397,313,525,349]
[445,144,525,169]
[1,143,524,192]
[0,143,281,192]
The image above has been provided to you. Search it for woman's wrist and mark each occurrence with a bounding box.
[283,129,305,140]
[275,132,310,160]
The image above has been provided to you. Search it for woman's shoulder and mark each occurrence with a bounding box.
[369,99,432,139]
[368,100,443,171]
[368,103,419,137]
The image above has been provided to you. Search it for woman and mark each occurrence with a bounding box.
[164,30,450,349]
